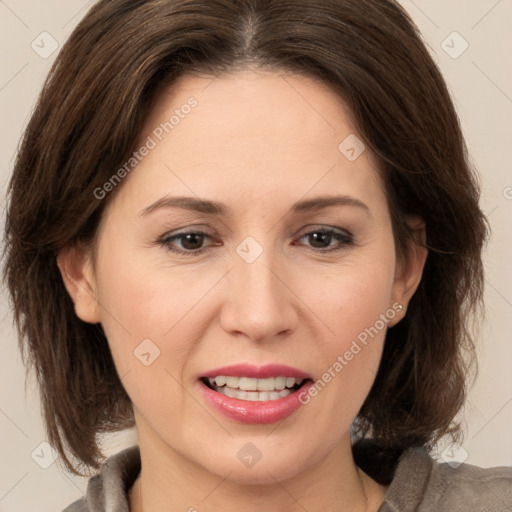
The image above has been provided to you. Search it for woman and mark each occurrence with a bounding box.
[3,0,511,511]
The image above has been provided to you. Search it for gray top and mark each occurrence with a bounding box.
[62,444,511,512]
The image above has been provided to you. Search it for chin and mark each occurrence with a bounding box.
[195,440,319,486]
[215,458,306,486]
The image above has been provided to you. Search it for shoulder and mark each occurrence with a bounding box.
[61,445,141,512]
[380,445,512,512]
[424,456,512,511]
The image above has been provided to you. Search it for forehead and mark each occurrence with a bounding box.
[107,70,387,218]
[144,69,360,152]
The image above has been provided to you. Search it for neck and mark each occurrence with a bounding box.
[129,425,387,512]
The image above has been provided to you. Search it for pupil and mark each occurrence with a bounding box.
[310,232,330,248]
[183,233,203,250]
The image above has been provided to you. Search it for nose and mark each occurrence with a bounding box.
[219,249,299,343]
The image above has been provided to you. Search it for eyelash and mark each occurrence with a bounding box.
[158,227,354,256]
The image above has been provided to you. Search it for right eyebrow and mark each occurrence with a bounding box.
[139,196,232,217]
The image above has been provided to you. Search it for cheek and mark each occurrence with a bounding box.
[93,253,201,429]
[298,250,396,414]
[313,250,396,348]
[95,248,223,347]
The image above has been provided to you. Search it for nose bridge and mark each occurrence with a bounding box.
[220,240,296,341]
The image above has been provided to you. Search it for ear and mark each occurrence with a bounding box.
[388,216,428,327]
[56,244,101,324]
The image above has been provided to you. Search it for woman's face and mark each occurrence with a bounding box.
[66,70,424,484]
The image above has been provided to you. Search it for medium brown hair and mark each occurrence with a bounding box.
[3,0,488,475]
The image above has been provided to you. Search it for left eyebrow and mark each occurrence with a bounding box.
[291,194,373,218]
[139,194,372,219]
[139,196,232,217]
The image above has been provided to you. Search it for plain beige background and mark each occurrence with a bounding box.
[1,1,511,511]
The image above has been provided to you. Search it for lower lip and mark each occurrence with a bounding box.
[198,380,312,424]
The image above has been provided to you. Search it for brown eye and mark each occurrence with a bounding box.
[160,231,214,255]
[298,228,353,252]
[176,233,206,250]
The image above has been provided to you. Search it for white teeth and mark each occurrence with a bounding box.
[239,377,258,391]
[225,376,239,388]
[257,378,276,391]
[214,376,226,386]
[274,376,286,390]
[214,386,293,401]
[223,386,236,398]
[245,392,259,401]
[204,375,305,401]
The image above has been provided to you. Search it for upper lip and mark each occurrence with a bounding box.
[200,363,312,380]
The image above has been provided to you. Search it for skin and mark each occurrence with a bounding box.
[58,69,427,512]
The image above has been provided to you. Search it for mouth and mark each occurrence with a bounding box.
[198,363,313,424]
[198,363,314,423]
[199,375,310,402]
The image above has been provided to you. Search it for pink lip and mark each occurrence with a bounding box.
[198,379,313,424]
[198,363,313,424]
[200,363,312,380]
